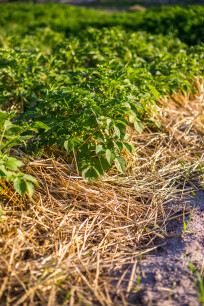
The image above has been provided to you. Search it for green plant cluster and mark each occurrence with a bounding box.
[0,4,203,194]
[0,4,203,45]
[0,111,38,196]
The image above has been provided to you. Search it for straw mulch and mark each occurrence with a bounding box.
[0,79,203,305]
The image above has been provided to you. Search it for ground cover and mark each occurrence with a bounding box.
[0,3,204,305]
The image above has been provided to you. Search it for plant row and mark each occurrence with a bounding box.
[0,27,203,195]
[0,4,204,45]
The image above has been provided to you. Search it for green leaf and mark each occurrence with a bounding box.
[4,126,23,138]
[134,121,144,134]
[21,174,38,185]
[105,149,116,165]
[64,140,74,154]
[95,144,105,155]
[82,167,99,182]
[4,158,24,171]
[100,157,111,171]
[91,158,103,177]
[123,102,131,109]
[148,85,160,100]
[20,134,33,141]
[3,170,14,182]
[84,116,96,128]
[104,129,109,135]
[114,156,126,174]
[4,161,20,171]
[72,136,82,145]
[0,166,8,177]
[3,120,12,129]
[106,119,114,129]
[13,178,27,196]
[114,123,126,140]
[153,120,162,129]
[94,131,104,142]
[129,102,141,115]
[78,161,89,172]
[0,111,9,121]
[31,121,50,130]
[115,119,128,126]
[106,139,114,150]
[64,136,82,154]
[77,152,90,166]
[114,141,123,152]
[26,181,35,197]
[134,101,144,109]
[129,115,137,124]
[123,142,134,154]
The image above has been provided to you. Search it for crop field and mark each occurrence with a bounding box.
[0,3,204,305]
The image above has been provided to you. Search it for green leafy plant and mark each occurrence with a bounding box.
[0,5,203,183]
[0,4,203,45]
[0,110,38,196]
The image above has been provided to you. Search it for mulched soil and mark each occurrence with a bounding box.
[0,81,203,305]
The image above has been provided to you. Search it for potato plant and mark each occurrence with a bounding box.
[0,4,203,45]
[0,4,203,189]
[0,111,39,196]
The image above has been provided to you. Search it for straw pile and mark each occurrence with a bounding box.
[0,79,203,305]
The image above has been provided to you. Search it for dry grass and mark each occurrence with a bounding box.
[0,79,203,305]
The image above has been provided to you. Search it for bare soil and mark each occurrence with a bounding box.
[115,189,204,305]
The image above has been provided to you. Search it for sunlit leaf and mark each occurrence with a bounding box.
[13,178,27,196]
[114,156,126,174]
[82,167,99,182]
[105,149,116,165]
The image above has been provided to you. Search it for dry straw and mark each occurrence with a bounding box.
[0,79,203,305]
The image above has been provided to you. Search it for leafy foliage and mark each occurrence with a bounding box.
[0,4,203,45]
[0,111,38,196]
[0,4,203,183]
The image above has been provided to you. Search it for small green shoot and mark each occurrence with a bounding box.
[189,261,204,305]
[179,160,201,181]
[63,291,71,305]
[182,208,194,236]
[133,268,141,293]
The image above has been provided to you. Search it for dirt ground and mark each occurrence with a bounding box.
[114,188,204,305]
